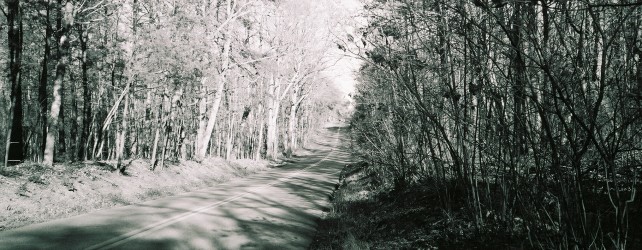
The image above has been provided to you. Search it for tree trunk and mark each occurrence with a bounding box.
[70,73,79,161]
[226,115,235,160]
[195,36,231,161]
[58,73,67,161]
[255,104,265,160]
[44,2,73,166]
[267,100,280,160]
[55,0,67,161]
[195,80,207,160]
[160,87,183,166]
[115,0,139,172]
[179,121,187,160]
[150,123,161,169]
[116,87,130,172]
[509,3,527,158]
[287,88,306,157]
[159,119,169,169]
[4,0,24,167]
[143,86,153,158]
[91,113,101,160]
[216,130,221,157]
[266,75,281,160]
[78,24,91,161]
[38,1,52,161]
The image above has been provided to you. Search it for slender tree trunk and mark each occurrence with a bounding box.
[55,0,67,161]
[144,86,153,158]
[78,24,91,161]
[196,36,231,161]
[150,123,161,169]
[151,92,165,170]
[216,130,221,157]
[44,2,74,166]
[267,100,280,160]
[70,73,79,161]
[116,87,130,172]
[286,94,296,158]
[115,0,139,172]
[4,0,23,167]
[92,115,101,159]
[160,87,183,166]
[159,119,169,169]
[255,104,265,160]
[179,121,187,160]
[38,1,52,161]
[226,115,235,160]
[287,89,305,157]
[266,75,281,160]
[195,80,207,160]
[58,72,67,160]
[509,3,527,158]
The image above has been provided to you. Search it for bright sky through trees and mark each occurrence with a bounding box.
[321,0,363,97]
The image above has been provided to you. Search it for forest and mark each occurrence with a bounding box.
[345,0,642,249]
[0,0,349,171]
[5,0,642,248]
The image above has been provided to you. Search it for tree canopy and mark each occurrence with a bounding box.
[0,0,348,169]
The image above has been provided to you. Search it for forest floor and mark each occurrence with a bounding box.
[310,162,642,249]
[310,163,528,250]
[0,158,269,231]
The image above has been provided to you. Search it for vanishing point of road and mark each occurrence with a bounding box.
[0,127,350,249]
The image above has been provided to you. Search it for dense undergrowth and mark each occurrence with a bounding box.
[311,162,642,249]
[340,0,642,248]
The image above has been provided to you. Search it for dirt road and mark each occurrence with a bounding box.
[0,128,350,249]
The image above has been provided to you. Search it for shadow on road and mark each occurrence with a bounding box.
[0,128,353,250]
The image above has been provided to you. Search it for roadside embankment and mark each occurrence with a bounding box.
[311,162,528,249]
[0,158,268,231]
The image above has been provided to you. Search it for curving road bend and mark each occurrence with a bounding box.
[0,127,350,250]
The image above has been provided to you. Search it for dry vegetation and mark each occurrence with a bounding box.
[312,162,642,249]
[0,158,268,231]
[335,0,642,249]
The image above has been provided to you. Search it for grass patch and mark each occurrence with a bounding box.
[27,175,47,185]
[107,193,129,205]
[342,233,370,250]
[16,183,29,197]
[0,168,22,178]
[137,188,166,200]
[21,163,53,174]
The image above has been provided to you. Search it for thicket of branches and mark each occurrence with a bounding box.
[1,0,347,170]
[348,0,642,248]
